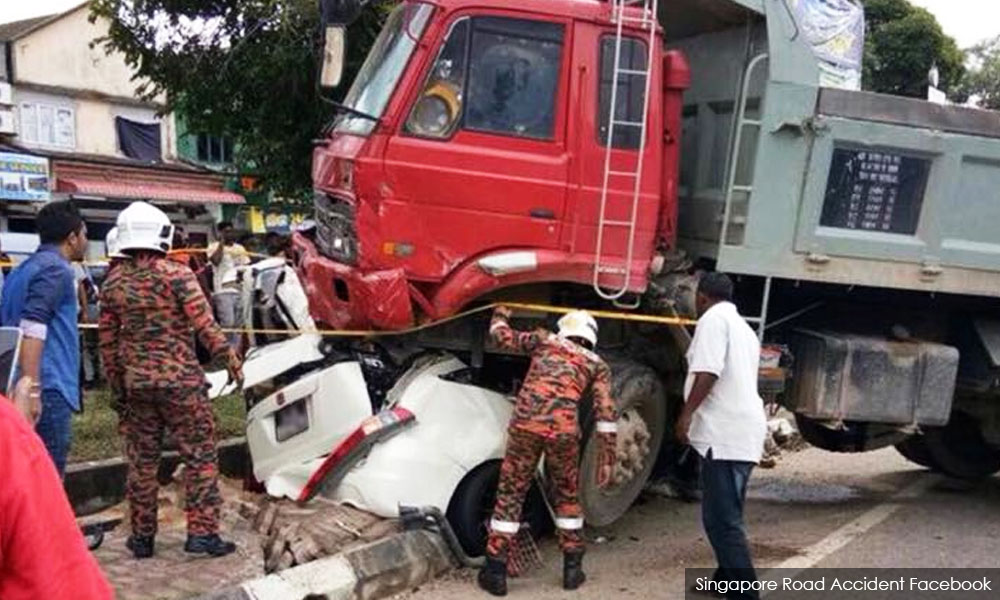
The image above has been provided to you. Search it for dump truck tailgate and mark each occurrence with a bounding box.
[715,83,1000,298]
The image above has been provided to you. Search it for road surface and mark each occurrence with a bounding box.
[400,445,1000,598]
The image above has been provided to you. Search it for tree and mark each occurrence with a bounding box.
[861,0,964,98]
[90,0,392,203]
[957,36,1000,109]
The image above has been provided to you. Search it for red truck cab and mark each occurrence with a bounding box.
[300,0,690,329]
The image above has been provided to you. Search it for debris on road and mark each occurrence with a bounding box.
[240,496,398,573]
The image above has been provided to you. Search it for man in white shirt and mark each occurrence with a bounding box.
[677,272,766,599]
[207,222,250,348]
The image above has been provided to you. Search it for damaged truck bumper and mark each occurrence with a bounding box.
[292,233,414,330]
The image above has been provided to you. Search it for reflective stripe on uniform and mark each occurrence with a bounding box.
[555,516,584,530]
[490,518,520,534]
[596,421,618,434]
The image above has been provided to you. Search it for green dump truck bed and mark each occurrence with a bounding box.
[671,0,1000,298]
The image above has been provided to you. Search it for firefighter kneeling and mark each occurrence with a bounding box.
[98,202,244,559]
[479,306,618,596]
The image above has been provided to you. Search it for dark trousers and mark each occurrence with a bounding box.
[701,450,758,600]
[36,390,73,477]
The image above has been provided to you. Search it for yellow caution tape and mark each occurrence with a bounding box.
[75,301,696,336]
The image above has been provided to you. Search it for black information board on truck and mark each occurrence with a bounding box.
[820,147,931,235]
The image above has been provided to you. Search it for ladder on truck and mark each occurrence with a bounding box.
[592,0,660,302]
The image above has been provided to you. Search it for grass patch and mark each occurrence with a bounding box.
[70,388,247,463]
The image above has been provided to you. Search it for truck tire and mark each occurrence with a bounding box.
[794,414,908,453]
[579,359,666,527]
[923,411,1000,480]
[894,435,939,470]
[445,461,552,557]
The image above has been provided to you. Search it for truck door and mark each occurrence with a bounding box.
[566,22,662,293]
[382,14,571,282]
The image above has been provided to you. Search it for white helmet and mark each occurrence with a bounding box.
[105,227,126,259]
[116,201,174,254]
[557,310,598,347]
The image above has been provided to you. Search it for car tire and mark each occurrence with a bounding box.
[446,460,552,557]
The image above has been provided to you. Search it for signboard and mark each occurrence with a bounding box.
[0,152,50,202]
[820,148,931,235]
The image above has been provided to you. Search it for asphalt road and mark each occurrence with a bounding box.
[400,445,1000,599]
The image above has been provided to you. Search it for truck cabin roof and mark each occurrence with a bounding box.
[424,0,762,40]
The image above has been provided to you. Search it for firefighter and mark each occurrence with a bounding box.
[104,227,131,444]
[478,306,619,596]
[105,227,126,269]
[98,202,243,560]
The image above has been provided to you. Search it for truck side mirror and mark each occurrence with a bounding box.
[321,25,346,88]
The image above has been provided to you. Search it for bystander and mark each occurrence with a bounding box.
[208,222,249,348]
[0,394,113,599]
[677,272,767,600]
[0,201,88,475]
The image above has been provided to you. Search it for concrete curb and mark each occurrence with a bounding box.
[68,437,249,515]
[193,530,454,600]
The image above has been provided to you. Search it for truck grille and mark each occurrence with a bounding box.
[314,192,358,265]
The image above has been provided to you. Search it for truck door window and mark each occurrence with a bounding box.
[465,18,564,140]
[406,19,470,137]
[598,36,648,149]
[406,16,564,141]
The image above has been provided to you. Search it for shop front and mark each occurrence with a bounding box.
[0,150,243,259]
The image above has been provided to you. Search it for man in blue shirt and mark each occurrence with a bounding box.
[1,201,88,475]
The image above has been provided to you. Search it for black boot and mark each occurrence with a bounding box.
[563,551,586,590]
[184,533,237,557]
[477,557,508,596]
[126,535,155,559]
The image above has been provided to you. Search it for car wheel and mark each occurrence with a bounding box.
[446,460,552,557]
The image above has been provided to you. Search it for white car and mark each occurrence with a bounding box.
[209,265,663,555]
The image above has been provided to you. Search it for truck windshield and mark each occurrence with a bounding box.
[334,2,434,136]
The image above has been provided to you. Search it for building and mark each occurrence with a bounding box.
[0,2,244,256]
[175,114,309,237]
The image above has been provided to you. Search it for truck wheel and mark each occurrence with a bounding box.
[923,411,1000,480]
[445,461,552,557]
[894,436,939,469]
[794,414,908,453]
[579,359,666,527]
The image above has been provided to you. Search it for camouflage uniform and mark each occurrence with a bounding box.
[485,307,618,560]
[98,255,232,538]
